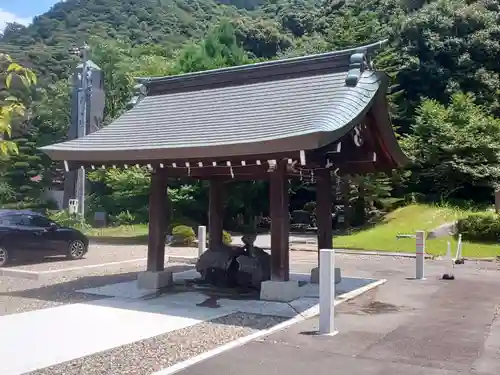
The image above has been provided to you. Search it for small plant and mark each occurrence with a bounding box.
[47,210,92,231]
[171,225,196,246]
[111,210,136,226]
[222,230,232,246]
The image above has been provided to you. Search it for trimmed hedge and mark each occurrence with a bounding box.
[171,225,232,247]
[172,225,196,246]
[456,212,500,243]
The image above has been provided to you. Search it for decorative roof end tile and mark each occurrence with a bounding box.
[126,82,148,109]
[345,52,367,87]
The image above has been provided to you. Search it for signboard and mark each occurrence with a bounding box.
[68,199,78,214]
[94,211,107,228]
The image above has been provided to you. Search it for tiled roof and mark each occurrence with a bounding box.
[41,41,394,163]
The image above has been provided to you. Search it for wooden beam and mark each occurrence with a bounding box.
[76,151,306,169]
[209,178,224,248]
[269,159,290,281]
[147,171,168,272]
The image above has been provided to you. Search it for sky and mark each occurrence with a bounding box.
[0,0,62,31]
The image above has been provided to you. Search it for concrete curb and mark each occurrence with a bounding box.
[151,278,387,375]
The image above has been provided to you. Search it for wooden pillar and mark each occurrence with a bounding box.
[270,159,290,281]
[147,170,168,272]
[316,168,333,263]
[209,178,224,249]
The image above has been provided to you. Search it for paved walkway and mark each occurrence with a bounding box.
[173,267,500,375]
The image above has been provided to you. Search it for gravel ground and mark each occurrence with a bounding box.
[0,263,193,316]
[27,312,287,375]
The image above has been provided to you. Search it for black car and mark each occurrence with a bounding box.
[0,209,89,267]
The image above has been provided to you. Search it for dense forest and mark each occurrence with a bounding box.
[1,0,500,231]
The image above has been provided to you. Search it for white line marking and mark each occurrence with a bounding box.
[37,258,148,275]
[1,258,149,280]
[0,269,41,280]
[1,255,201,280]
[151,278,387,375]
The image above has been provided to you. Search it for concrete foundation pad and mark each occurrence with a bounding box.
[310,267,342,284]
[260,280,301,302]
[137,270,174,290]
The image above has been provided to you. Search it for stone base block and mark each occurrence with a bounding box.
[260,280,301,302]
[310,267,342,284]
[137,270,173,290]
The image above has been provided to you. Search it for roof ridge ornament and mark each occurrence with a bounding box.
[345,51,369,87]
[126,80,148,109]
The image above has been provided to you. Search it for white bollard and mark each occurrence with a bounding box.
[447,241,452,272]
[198,226,207,257]
[442,241,455,280]
[319,248,338,336]
[455,234,462,260]
[454,234,465,264]
[415,230,425,280]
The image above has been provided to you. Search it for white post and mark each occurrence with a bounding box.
[447,241,452,273]
[455,234,462,261]
[442,241,455,280]
[415,230,425,280]
[458,234,463,260]
[319,248,338,335]
[198,226,207,257]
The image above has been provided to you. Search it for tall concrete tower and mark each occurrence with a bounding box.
[62,60,105,209]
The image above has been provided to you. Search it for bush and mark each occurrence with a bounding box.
[171,225,196,246]
[47,210,92,231]
[223,230,232,246]
[456,212,500,243]
[111,210,136,226]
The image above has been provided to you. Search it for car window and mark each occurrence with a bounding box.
[0,214,27,226]
[28,215,54,228]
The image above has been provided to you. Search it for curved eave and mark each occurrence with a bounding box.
[41,132,324,163]
[370,86,410,169]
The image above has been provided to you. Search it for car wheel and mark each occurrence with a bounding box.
[0,246,9,267]
[67,240,86,260]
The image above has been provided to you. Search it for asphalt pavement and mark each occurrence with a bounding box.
[174,262,500,375]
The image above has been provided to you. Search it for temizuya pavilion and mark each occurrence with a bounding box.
[41,40,409,300]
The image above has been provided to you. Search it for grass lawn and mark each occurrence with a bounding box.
[335,204,499,258]
[86,224,149,238]
[85,204,498,258]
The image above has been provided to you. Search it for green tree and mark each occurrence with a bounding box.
[0,53,36,155]
[89,39,135,122]
[402,92,500,201]
[393,0,500,130]
[171,21,254,74]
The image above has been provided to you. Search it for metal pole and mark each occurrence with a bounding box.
[76,44,90,224]
[415,230,425,280]
[319,248,338,335]
[198,226,207,257]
